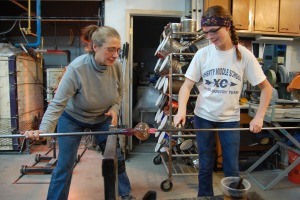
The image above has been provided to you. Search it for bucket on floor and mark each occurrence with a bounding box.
[221,177,251,200]
[288,150,300,184]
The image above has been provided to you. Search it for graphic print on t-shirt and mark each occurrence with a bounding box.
[202,67,241,95]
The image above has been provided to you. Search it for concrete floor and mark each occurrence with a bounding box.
[0,141,299,200]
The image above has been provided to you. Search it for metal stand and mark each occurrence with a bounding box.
[101,128,158,200]
[20,137,58,175]
[245,121,300,190]
[102,132,118,200]
[20,136,84,175]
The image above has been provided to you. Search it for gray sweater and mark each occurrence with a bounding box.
[39,53,123,133]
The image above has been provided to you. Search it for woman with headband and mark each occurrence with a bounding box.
[173,6,272,197]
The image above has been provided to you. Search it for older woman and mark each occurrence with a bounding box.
[24,25,135,200]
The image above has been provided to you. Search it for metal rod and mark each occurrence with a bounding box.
[0,129,128,138]
[157,126,300,132]
[0,126,299,139]
[0,16,100,22]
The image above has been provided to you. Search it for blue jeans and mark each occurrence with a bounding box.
[47,111,132,200]
[194,116,240,197]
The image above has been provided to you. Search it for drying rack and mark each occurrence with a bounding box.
[153,51,199,192]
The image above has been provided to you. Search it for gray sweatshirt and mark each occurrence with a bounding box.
[39,53,123,133]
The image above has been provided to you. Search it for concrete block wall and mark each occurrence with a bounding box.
[0,57,11,119]
[0,57,13,150]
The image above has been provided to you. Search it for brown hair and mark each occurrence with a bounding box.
[202,6,241,61]
[81,25,121,53]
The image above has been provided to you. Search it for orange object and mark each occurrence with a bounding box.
[288,150,300,184]
[287,74,300,100]
[287,74,300,90]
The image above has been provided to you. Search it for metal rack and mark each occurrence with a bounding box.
[152,26,211,191]
[154,51,199,192]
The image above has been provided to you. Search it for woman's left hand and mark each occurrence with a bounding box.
[249,117,263,133]
[105,110,118,126]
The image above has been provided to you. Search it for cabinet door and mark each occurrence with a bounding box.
[204,0,231,12]
[254,0,279,32]
[279,0,300,34]
[232,0,250,30]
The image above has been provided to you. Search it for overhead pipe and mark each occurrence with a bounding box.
[24,0,32,35]
[15,0,41,48]
[9,0,30,12]
[0,16,100,22]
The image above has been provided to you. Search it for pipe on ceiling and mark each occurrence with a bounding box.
[15,0,41,48]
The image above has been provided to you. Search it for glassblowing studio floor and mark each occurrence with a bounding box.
[0,141,299,200]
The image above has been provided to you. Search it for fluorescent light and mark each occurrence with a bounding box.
[255,35,294,41]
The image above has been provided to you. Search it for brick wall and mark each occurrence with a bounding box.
[0,55,44,150]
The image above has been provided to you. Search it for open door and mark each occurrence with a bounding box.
[125,10,182,153]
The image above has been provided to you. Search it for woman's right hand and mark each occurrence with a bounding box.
[173,113,186,127]
[23,130,44,141]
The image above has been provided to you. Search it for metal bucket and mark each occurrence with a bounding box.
[163,78,184,94]
[154,58,164,73]
[170,23,181,40]
[181,19,197,40]
[159,55,184,75]
[157,37,183,58]
[181,19,197,32]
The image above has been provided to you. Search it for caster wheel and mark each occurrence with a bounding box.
[20,165,27,175]
[160,179,173,192]
[153,155,162,165]
[35,154,41,162]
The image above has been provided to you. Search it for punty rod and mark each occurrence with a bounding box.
[159,126,300,132]
[0,126,300,139]
[0,129,129,138]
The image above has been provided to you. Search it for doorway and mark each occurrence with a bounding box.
[132,16,180,123]
[125,11,182,151]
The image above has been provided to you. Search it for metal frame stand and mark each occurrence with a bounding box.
[102,134,118,200]
[20,136,86,175]
[245,122,300,190]
[20,137,58,174]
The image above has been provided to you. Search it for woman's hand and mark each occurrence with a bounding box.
[173,113,186,128]
[249,117,263,133]
[105,110,118,126]
[23,130,44,141]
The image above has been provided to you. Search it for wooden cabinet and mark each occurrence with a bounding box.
[232,0,250,30]
[254,0,279,32]
[278,0,300,34]
[254,0,300,35]
[203,0,300,36]
[204,0,231,12]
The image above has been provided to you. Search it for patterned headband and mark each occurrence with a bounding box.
[201,16,231,27]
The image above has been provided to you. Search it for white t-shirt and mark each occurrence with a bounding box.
[185,44,266,122]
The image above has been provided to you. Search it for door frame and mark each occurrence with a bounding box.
[125,9,183,150]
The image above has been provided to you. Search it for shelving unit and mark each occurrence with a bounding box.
[154,53,198,192]
[153,26,209,191]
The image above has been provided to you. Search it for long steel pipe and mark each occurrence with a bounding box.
[0,126,300,139]
[0,129,128,138]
